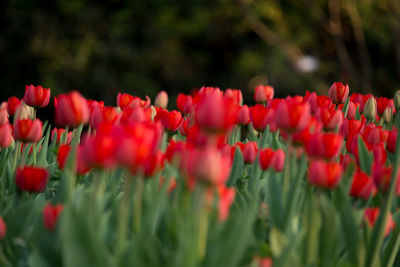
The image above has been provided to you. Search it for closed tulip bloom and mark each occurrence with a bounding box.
[43,204,63,231]
[275,100,311,132]
[154,91,169,108]
[239,141,258,164]
[328,82,349,104]
[15,166,49,192]
[249,105,275,132]
[364,208,395,237]
[395,90,400,110]
[305,132,343,160]
[90,106,118,129]
[308,160,342,189]
[237,105,250,125]
[51,128,72,144]
[224,89,243,106]
[0,108,9,124]
[254,84,274,103]
[377,97,395,116]
[350,171,376,199]
[363,96,377,121]
[23,85,50,108]
[176,93,193,114]
[7,97,21,116]
[55,91,89,128]
[0,217,6,239]
[120,106,153,125]
[372,163,400,195]
[259,148,285,172]
[13,119,42,143]
[116,93,134,109]
[0,123,13,148]
[217,186,236,221]
[154,109,183,132]
[316,107,343,131]
[387,128,397,154]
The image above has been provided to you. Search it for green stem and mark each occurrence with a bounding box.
[133,176,144,233]
[116,173,132,263]
[12,142,21,171]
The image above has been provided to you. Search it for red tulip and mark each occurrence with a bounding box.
[328,82,349,104]
[362,124,385,150]
[57,145,90,175]
[237,105,250,125]
[90,106,118,129]
[176,93,193,114]
[43,204,63,231]
[117,93,134,109]
[0,217,6,239]
[316,106,343,131]
[51,128,72,144]
[15,166,49,192]
[0,123,13,148]
[13,118,42,143]
[377,97,395,116]
[275,100,311,132]
[308,160,342,189]
[23,84,50,108]
[237,141,258,164]
[372,163,400,195]
[249,105,275,132]
[217,186,236,221]
[224,89,243,106]
[364,208,395,237]
[154,109,183,132]
[120,106,153,125]
[259,148,285,172]
[0,108,8,124]
[305,132,343,160]
[254,84,274,103]
[350,171,376,199]
[387,128,397,154]
[7,97,21,116]
[178,118,190,136]
[154,91,169,108]
[55,91,89,127]
[143,151,165,177]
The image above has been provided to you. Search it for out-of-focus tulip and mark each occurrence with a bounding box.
[328,82,349,104]
[0,108,9,124]
[372,163,400,195]
[387,128,397,154]
[254,84,274,103]
[14,103,35,121]
[350,171,376,199]
[237,105,250,125]
[57,145,90,175]
[23,85,50,108]
[249,105,275,132]
[154,91,169,108]
[154,109,183,132]
[383,107,392,124]
[176,93,193,114]
[0,217,6,239]
[224,89,243,106]
[90,106,118,129]
[237,142,258,164]
[395,90,400,110]
[55,91,89,128]
[308,160,342,189]
[15,166,49,192]
[217,186,236,221]
[259,148,285,172]
[51,128,72,144]
[377,97,395,116]
[0,123,13,148]
[316,107,343,131]
[120,106,152,125]
[364,208,395,237]
[7,97,21,116]
[275,100,311,132]
[43,203,63,231]
[305,132,343,160]
[13,119,42,143]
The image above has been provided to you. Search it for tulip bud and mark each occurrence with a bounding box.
[259,148,285,172]
[372,163,400,195]
[240,142,258,164]
[0,217,6,239]
[154,91,168,108]
[7,97,22,117]
[254,84,274,103]
[383,107,392,124]
[43,203,63,231]
[15,166,49,192]
[237,105,250,125]
[387,128,397,154]
[350,171,376,200]
[0,123,13,148]
[55,91,89,128]
[14,102,35,121]
[328,82,349,104]
[395,90,400,110]
[0,108,9,124]
[363,97,377,121]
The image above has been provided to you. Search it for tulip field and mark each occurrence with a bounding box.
[1,83,400,267]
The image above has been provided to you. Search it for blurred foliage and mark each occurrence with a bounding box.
[1,0,400,105]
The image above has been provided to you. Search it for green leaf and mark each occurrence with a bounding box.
[342,97,350,118]
[227,147,244,187]
[358,137,373,175]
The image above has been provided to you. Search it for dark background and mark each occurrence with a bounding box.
[1,0,400,107]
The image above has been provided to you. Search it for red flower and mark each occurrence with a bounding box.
[308,160,342,189]
[55,91,89,128]
[305,132,343,160]
[154,109,183,132]
[90,106,118,129]
[0,217,6,239]
[387,128,397,154]
[259,148,285,172]
[0,123,13,148]
[275,100,311,132]
[7,97,21,116]
[254,84,274,103]
[316,106,343,131]
[377,97,395,116]
[372,163,400,195]
[350,171,376,199]
[120,106,153,125]
[117,93,150,109]
[15,166,49,192]
[0,107,9,125]
[237,105,250,125]
[13,118,42,143]
[249,104,275,132]
[57,145,90,175]
[328,82,349,104]
[364,208,395,237]
[176,93,193,114]
[237,141,258,164]
[217,186,236,221]
[23,85,50,108]
[224,89,243,106]
[43,204,63,231]
[51,128,72,144]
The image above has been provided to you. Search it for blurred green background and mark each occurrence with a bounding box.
[1,0,400,105]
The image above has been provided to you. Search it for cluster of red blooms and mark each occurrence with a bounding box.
[2,81,399,236]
